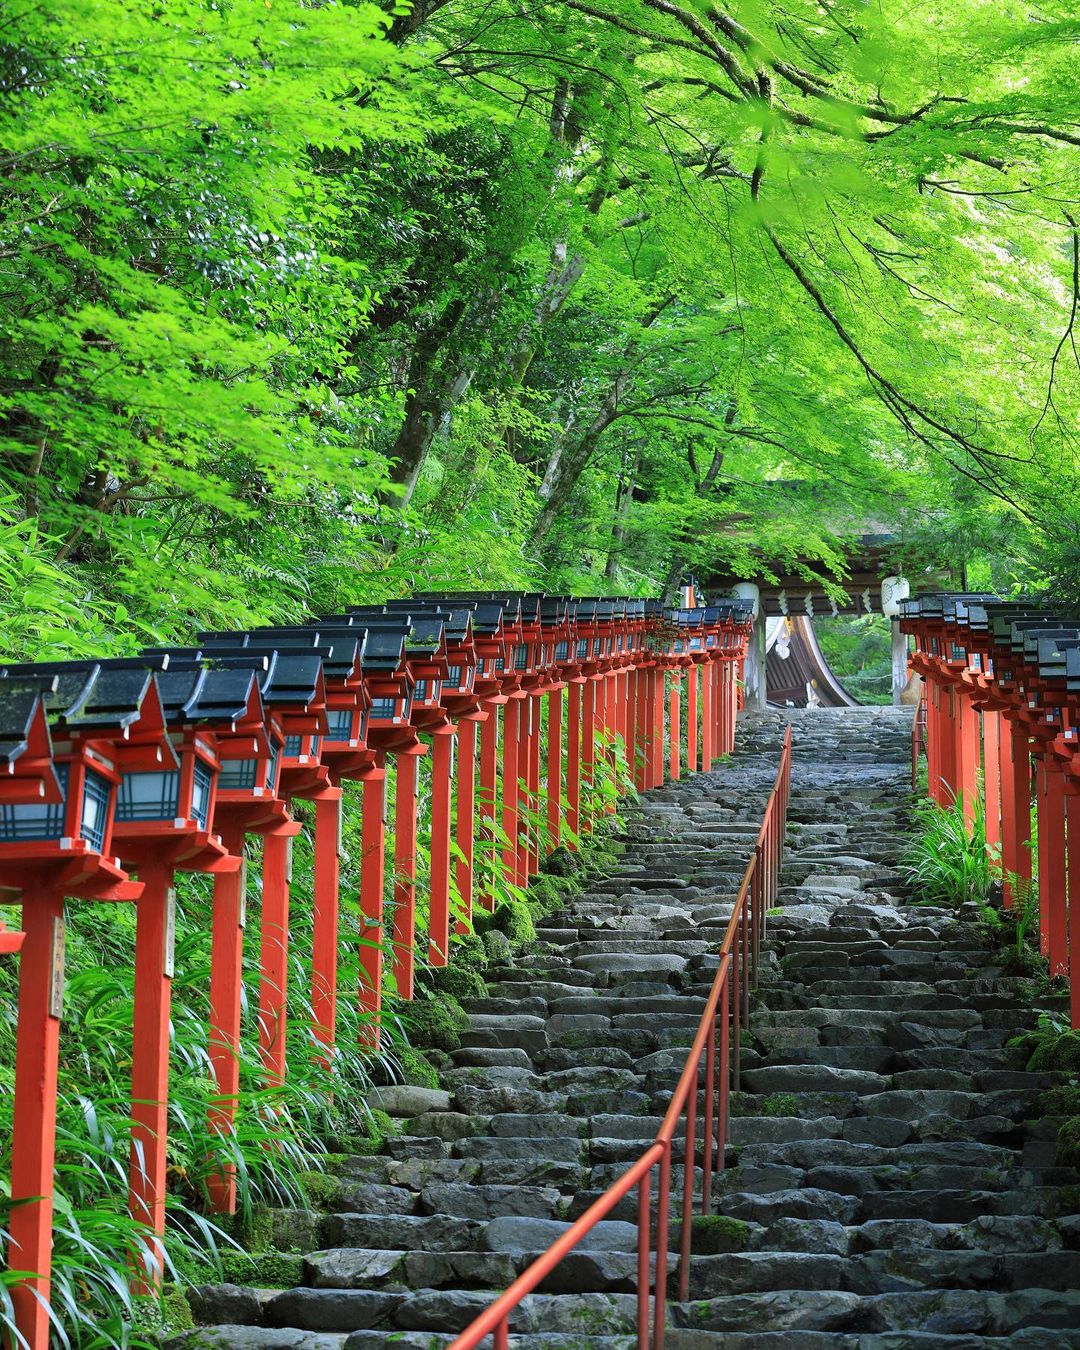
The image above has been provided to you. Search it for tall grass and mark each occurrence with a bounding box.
[901,789,995,908]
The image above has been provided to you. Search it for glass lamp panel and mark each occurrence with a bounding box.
[265,741,280,790]
[326,708,354,741]
[81,770,112,852]
[191,761,213,829]
[117,770,180,822]
[283,734,303,757]
[0,763,69,842]
[219,758,258,790]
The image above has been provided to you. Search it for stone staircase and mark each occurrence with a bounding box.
[172,709,1080,1349]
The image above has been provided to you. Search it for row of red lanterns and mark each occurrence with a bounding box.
[0,591,753,1349]
[900,593,1080,1027]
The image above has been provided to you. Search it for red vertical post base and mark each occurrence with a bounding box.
[1067,790,1080,1029]
[478,703,499,909]
[501,697,520,888]
[700,660,713,772]
[1001,719,1032,908]
[957,696,980,828]
[566,682,582,848]
[455,716,478,934]
[393,749,421,1000]
[259,830,292,1085]
[581,680,596,835]
[9,889,64,1350]
[129,864,175,1292]
[547,688,563,852]
[651,669,665,788]
[1042,761,1068,974]
[514,698,529,885]
[359,769,386,1046]
[982,710,1001,861]
[208,826,246,1214]
[633,669,648,793]
[312,791,342,1064]
[428,726,455,966]
[530,694,543,866]
[687,666,699,774]
[669,674,681,782]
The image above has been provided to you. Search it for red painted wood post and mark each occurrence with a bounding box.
[957,695,980,827]
[259,830,292,1084]
[634,667,649,792]
[528,692,543,868]
[514,698,529,884]
[455,715,479,934]
[1039,759,1068,971]
[714,659,724,757]
[428,725,455,966]
[701,657,714,772]
[940,682,956,804]
[652,667,666,788]
[687,664,699,774]
[478,702,499,907]
[924,679,939,801]
[129,863,175,1291]
[566,681,582,847]
[1046,763,1068,978]
[9,888,64,1350]
[208,825,246,1214]
[669,673,681,782]
[501,697,520,884]
[603,672,617,809]
[982,710,1002,861]
[312,790,343,1063]
[1067,788,1080,1028]
[393,748,422,1000]
[358,768,386,1043]
[547,687,563,851]
[1002,719,1032,908]
[581,678,596,833]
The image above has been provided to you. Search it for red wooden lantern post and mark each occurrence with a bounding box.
[0,669,156,1349]
[468,608,510,909]
[351,623,420,1003]
[149,659,291,1215]
[546,605,576,852]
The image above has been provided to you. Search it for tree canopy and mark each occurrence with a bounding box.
[2,0,1079,658]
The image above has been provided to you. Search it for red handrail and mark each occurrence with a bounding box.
[449,725,793,1350]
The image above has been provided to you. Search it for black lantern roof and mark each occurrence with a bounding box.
[0,686,54,773]
[156,666,262,725]
[361,626,408,671]
[0,660,165,730]
[197,631,362,681]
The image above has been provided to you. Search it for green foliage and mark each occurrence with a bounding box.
[902,793,995,909]
[813,617,893,705]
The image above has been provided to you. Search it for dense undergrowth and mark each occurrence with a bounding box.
[901,789,1080,1175]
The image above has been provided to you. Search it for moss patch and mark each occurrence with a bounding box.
[761,1093,799,1117]
[405,997,468,1053]
[691,1215,752,1254]
[219,1251,304,1289]
[298,1170,342,1209]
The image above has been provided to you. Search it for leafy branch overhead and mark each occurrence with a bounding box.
[2,0,1079,651]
